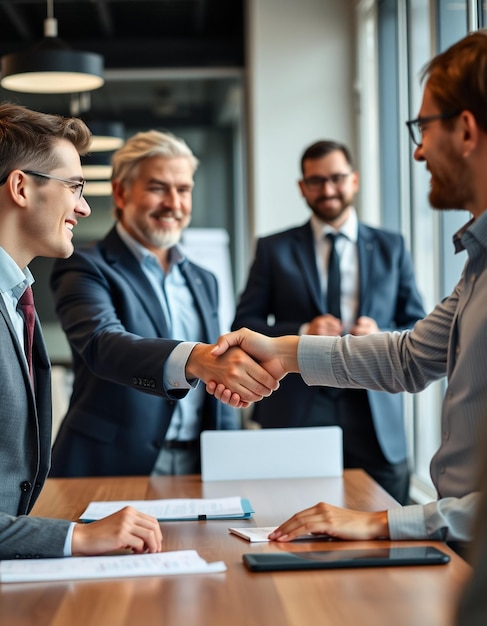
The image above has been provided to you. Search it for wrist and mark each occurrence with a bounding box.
[281,336,300,372]
[368,510,390,539]
[71,523,86,556]
[185,343,205,380]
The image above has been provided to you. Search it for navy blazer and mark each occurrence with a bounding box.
[232,221,426,463]
[50,226,237,477]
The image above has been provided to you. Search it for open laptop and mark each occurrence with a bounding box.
[200,426,343,481]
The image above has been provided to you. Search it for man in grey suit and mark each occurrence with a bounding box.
[0,103,163,559]
[233,140,425,504]
[210,32,487,555]
[49,130,277,478]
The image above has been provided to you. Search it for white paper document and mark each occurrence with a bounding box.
[0,550,226,583]
[228,527,278,542]
[228,527,333,543]
[80,496,253,522]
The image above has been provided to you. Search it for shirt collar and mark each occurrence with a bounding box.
[310,207,358,244]
[452,212,487,256]
[0,247,34,299]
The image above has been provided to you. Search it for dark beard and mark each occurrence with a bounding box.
[427,155,472,211]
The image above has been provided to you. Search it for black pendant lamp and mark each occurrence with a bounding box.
[0,0,104,94]
[88,121,125,152]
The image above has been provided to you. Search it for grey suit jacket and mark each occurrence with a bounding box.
[50,226,237,477]
[233,221,426,463]
[0,298,70,559]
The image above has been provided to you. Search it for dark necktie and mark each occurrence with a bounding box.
[326,232,341,319]
[18,286,35,386]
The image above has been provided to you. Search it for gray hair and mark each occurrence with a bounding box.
[111,129,199,187]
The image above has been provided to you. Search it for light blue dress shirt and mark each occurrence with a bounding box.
[0,247,34,357]
[116,223,205,441]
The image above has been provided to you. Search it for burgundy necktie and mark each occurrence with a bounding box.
[18,286,35,385]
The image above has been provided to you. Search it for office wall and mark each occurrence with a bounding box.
[247,0,356,239]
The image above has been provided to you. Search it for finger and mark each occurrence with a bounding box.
[206,381,217,394]
[206,383,249,408]
[217,387,236,404]
[127,516,163,554]
[244,361,280,395]
[210,331,241,356]
[272,517,325,541]
[269,505,323,539]
[212,382,240,404]
[109,507,162,553]
[218,370,271,403]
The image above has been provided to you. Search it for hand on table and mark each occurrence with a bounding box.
[72,506,163,555]
[268,502,390,542]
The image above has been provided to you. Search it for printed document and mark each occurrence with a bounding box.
[0,550,226,583]
[80,496,253,521]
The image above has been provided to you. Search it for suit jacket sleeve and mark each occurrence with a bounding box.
[51,248,187,401]
[0,513,70,559]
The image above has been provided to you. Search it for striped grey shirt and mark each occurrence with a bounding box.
[297,211,487,542]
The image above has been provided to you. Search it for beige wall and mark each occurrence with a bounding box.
[247,0,356,238]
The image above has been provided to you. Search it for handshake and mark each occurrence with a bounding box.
[185,328,301,408]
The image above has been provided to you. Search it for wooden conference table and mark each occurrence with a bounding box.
[0,470,471,626]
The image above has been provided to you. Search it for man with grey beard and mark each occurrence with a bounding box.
[49,130,278,478]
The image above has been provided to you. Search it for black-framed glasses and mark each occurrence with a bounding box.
[405,110,462,146]
[0,169,85,200]
[302,173,352,191]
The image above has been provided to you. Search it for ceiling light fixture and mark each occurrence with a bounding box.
[69,95,124,152]
[83,181,113,197]
[88,121,125,152]
[0,0,104,94]
[81,152,113,180]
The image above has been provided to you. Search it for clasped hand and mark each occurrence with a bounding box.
[203,328,300,407]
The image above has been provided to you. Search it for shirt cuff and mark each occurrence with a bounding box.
[163,342,200,390]
[297,335,337,386]
[64,522,76,556]
[387,504,428,540]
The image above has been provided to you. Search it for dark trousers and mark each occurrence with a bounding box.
[305,388,410,505]
[151,446,201,476]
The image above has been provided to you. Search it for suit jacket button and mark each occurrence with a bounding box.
[20,481,32,492]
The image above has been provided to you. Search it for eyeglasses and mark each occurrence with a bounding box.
[302,173,352,191]
[405,110,462,146]
[0,169,85,200]
[23,170,86,200]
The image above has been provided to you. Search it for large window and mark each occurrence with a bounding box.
[357,0,479,501]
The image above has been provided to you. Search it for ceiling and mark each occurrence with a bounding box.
[0,0,245,129]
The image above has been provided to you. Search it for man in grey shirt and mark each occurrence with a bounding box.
[209,31,487,550]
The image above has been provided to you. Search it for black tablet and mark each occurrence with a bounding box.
[243,546,450,572]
